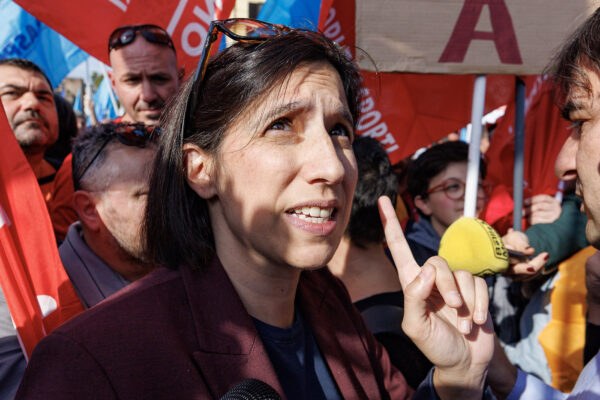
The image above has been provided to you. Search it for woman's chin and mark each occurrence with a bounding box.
[285,248,336,271]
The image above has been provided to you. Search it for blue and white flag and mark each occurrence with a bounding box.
[92,77,117,122]
[0,0,88,87]
[258,0,324,30]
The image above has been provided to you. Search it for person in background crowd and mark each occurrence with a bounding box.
[107,24,183,126]
[48,24,183,241]
[0,58,59,202]
[404,141,490,263]
[328,136,432,388]
[59,122,158,308]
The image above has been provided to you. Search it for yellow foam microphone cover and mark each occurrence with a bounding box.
[438,217,509,277]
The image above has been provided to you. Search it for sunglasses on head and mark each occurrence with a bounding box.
[180,18,296,139]
[108,24,175,54]
[75,123,161,190]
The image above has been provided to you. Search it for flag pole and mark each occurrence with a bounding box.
[512,78,526,231]
[464,75,486,218]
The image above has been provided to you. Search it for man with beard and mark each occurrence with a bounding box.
[58,123,158,308]
[0,58,59,202]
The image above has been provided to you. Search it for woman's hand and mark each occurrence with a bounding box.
[502,228,548,280]
[378,196,494,400]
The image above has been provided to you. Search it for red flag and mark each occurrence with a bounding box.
[481,76,572,233]
[14,0,236,75]
[0,107,84,359]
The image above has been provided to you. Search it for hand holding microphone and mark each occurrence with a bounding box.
[438,217,509,277]
[438,217,547,280]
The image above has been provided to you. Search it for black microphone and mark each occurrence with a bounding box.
[219,379,282,400]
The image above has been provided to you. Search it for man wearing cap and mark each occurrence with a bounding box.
[49,24,183,241]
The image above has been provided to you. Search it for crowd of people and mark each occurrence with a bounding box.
[1,9,600,400]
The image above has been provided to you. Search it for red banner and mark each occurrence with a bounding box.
[481,76,572,233]
[14,0,236,74]
[0,107,84,359]
[323,1,514,164]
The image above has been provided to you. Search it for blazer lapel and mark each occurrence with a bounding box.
[298,270,382,400]
[179,259,284,398]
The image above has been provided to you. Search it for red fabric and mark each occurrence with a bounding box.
[0,108,84,358]
[480,76,572,234]
[324,1,515,164]
[48,154,77,242]
[14,0,236,75]
[359,72,515,163]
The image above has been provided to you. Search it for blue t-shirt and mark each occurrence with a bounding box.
[253,311,342,400]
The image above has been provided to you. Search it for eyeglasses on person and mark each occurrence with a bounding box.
[75,123,161,190]
[180,18,300,138]
[425,178,490,200]
[108,24,175,54]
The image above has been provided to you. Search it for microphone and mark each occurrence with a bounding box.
[220,379,282,400]
[438,217,509,277]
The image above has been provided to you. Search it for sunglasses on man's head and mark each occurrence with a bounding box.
[75,123,161,190]
[108,24,175,54]
[180,18,296,139]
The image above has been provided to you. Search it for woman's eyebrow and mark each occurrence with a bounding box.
[256,100,353,127]
[262,101,305,121]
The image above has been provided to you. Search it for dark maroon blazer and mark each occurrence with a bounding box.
[16,258,412,399]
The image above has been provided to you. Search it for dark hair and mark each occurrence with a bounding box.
[346,136,397,248]
[72,122,157,190]
[144,30,362,270]
[45,94,78,165]
[547,8,600,118]
[406,141,487,201]
[0,58,53,88]
[72,123,118,190]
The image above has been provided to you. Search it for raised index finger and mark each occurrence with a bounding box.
[378,195,421,289]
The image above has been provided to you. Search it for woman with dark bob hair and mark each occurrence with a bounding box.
[17,20,493,399]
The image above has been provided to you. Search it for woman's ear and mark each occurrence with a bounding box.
[414,195,432,216]
[183,143,217,199]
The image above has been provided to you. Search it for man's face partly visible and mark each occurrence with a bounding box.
[0,65,58,153]
[556,67,600,248]
[92,144,154,262]
[109,36,180,126]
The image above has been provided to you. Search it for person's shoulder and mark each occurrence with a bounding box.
[54,267,183,336]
